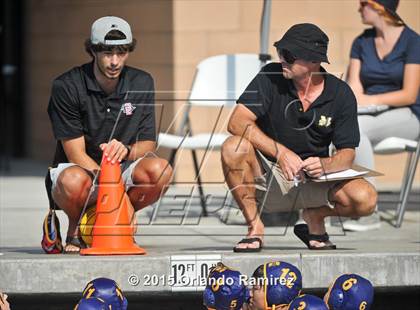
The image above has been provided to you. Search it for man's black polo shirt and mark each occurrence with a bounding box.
[237,63,360,162]
[48,62,156,166]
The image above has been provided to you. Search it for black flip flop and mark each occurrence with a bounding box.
[64,236,87,254]
[293,224,336,250]
[233,237,263,253]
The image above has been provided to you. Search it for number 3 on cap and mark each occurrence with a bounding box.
[297,301,306,310]
[359,301,367,310]
[342,278,358,291]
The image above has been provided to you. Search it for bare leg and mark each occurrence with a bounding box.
[221,136,265,249]
[52,166,93,252]
[302,178,377,248]
[127,157,173,211]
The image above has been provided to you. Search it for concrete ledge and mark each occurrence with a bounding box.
[1,250,419,294]
[1,175,419,295]
[300,252,420,288]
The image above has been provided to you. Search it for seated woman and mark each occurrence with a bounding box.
[345,0,420,231]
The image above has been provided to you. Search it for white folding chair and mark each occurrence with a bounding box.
[374,137,420,228]
[158,54,262,215]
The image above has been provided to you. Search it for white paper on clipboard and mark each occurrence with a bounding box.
[315,169,369,181]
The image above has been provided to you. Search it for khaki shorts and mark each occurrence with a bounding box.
[255,151,342,213]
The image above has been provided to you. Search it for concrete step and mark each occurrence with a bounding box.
[1,175,419,295]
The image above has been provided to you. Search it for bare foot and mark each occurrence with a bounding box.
[65,224,84,253]
[64,220,81,253]
[234,221,265,250]
[64,242,81,253]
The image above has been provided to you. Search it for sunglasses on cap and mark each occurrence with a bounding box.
[278,48,296,65]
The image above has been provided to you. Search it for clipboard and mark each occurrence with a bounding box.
[309,164,383,183]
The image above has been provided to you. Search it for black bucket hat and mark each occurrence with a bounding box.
[274,23,330,64]
[372,0,404,24]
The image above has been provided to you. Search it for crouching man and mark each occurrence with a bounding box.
[222,23,377,252]
[46,16,172,253]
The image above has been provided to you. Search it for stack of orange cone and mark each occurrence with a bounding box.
[80,156,146,255]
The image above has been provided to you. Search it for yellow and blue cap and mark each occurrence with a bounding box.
[74,297,111,310]
[324,274,374,310]
[81,278,127,310]
[203,263,249,310]
[254,261,302,309]
[288,294,328,310]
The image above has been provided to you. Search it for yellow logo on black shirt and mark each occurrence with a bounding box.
[318,115,332,127]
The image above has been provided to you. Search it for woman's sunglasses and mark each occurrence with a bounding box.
[278,49,297,64]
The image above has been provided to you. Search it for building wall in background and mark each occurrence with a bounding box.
[24,0,419,189]
[170,0,420,189]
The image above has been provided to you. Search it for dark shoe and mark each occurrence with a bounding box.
[294,224,336,250]
[233,237,263,253]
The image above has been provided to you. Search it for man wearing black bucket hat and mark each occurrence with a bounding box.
[222,23,378,252]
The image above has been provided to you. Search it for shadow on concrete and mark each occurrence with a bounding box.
[1,247,44,255]
[181,246,355,251]
[0,158,48,177]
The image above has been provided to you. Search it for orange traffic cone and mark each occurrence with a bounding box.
[80,156,146,255]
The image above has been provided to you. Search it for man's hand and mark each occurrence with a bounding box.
[100,139,129,164]
[277,147,303,181]
[302,157,325,178]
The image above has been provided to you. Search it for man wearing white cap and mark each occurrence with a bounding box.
[46,16,173,253]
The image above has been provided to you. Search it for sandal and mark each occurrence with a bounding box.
[64,236,87,254]
[293,224,336,250]
[233,237,263,253]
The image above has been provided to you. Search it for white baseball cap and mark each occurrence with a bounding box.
[90,16,132,45]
